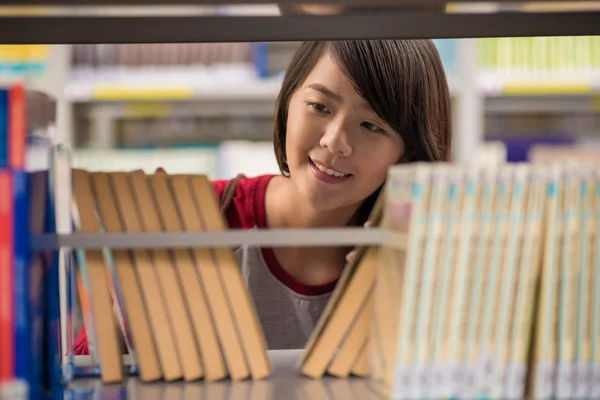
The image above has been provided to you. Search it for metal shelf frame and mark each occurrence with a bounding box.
[31,228,406,250]
[1,11,600,44]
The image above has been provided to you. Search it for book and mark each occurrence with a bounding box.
[298,181,385,380]
[68,169,270,383]
[71,169,124,384]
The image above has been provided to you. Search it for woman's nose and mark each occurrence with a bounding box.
[319,123,352,157]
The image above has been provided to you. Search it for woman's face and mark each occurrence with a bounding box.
[285,51,405,212]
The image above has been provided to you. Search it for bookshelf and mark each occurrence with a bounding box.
[1,1,600,399]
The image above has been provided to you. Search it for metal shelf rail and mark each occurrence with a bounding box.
[0,1,600,43]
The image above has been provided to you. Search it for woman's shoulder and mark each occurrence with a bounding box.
[211,174,276,229]
[210,174,274,200]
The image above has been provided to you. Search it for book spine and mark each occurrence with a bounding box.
[10,82,28,394]
[44,147,63,397]
[491,165,526,398]
[591,166,600,399]
[574,165,592,399]
[0,89,7,167]
[0,170,14,388]
[388,163,430,400]
[12,170,29,394]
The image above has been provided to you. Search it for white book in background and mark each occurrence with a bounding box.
[72,147,219,177]
[218,141,280,180]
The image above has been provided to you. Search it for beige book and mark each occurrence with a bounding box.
[71,169,123,383]
[299,187,385,379]
[89,172,162,382]
[189,175,271,380]
[110,172,182,381]
[350,341,369,377]
[169,174,247,381]
[149,173,226,382]
[327,294,373,378]
[128,170,202,381]
[301,247,379,379]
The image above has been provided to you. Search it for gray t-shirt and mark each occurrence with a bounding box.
[218,174,335,350]
[235,242,332,350]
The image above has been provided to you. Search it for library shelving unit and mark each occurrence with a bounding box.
[2,1,600,399]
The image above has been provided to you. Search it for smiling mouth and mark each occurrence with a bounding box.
[309,157,352,181]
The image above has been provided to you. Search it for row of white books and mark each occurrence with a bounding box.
[370,161,600,400]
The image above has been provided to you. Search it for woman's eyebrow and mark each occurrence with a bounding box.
[307,83,342,102]
[307,82,373,111]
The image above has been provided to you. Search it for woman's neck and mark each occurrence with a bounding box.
[265,175,359,229]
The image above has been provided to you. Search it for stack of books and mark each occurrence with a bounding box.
[0,83,59,399]
[70,169,271,384]
[363,162,600,400]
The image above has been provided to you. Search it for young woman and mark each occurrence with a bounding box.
[74,39,451,354]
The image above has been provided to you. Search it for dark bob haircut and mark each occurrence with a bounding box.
[273,40,452,225]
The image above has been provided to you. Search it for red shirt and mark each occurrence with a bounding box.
[72,175,337,356]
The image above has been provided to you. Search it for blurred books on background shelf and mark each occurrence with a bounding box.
[0,46,48,79]
[478,36,600,92]
[70,141,280,180]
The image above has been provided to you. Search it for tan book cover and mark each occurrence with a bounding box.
[299,185,385,379]
[188,175,271,380]
[90,172,162,382]
[327,294,373,378]
[71,169,123,383]
[169,174,247,381]
[128,170,203,381]
[110,171,182,381]
[150,172,227,382]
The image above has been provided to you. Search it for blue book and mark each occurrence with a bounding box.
[0,89,7,167]
[44,150,62,399]
[12,170,29,393]
[27,170,49,400]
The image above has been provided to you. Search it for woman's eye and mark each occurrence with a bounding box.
[361,121,383,132]
[308,102,329,113]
